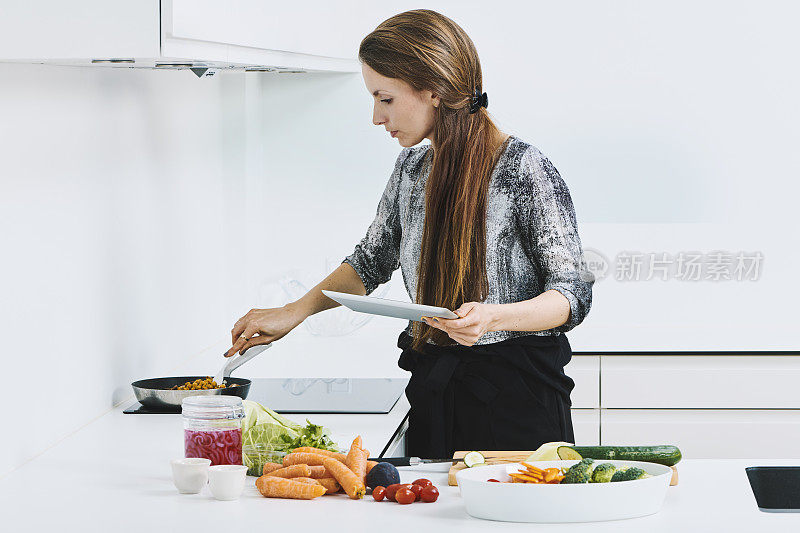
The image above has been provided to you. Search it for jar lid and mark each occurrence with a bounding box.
[182,395,245,420]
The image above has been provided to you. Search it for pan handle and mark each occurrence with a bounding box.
[220,343,273,380]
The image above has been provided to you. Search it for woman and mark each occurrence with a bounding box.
[223,9,594,458]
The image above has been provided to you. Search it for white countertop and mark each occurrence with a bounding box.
[2,400,800,532]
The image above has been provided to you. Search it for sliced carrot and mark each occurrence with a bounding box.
[515,469,543,479]
[291,447,348,462]
[521,462,545,474]
[255,476,326,499]
[266,464,311,479]
[543,468,560,482]
[510,472,542,483]
[283,452,327,467]
[262,462,284,475]
[321,456,365,500]
[316,477,341,494]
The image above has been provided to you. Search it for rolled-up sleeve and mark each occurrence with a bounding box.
[519,148,594,333]
[342,148,412,295]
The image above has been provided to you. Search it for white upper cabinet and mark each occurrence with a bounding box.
[0,0,414,72]
[165,0,367,62]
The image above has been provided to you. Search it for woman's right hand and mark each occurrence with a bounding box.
[223,305,305,358]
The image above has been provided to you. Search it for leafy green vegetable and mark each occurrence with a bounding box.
[240,400,341,476]
[279,420,339,451]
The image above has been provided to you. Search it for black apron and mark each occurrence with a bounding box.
[397,330,575,458]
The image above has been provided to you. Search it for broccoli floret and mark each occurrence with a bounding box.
[610,466,651,482]
[562,459,594,484]
[590,463,616,483]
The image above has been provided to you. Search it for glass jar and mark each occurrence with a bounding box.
[182,396,245,466]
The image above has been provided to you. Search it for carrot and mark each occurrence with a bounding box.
[291,447,348,462]
[346,448,368,485]
[266,464,311,479]
[255,476,326,499]
[366,460,379,473]
[283,452,327,467]
[522,462,544,474]
[510,472,542,483]
[262,462,284,475]
[307,465,328,479]
[543,468,560,483]
[316,477,341,494]
[321,456,365,500]
[345,437,367,483]
[290,477,325,489]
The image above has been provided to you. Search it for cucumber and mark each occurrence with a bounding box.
[463,451,486,468]
[556,445,682,466]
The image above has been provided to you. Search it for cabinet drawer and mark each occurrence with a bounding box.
[602,409,800,458]
[565,356,600,408]
[601,356,800,408]
[572,409,600,446]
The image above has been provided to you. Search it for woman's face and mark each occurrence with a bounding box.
[362,63,439,148]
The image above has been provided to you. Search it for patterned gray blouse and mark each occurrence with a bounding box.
[342,135,594,345]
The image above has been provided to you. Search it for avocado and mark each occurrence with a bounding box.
[365,462,401,489]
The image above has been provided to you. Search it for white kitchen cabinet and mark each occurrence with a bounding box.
[165,1,416,64]
[601,356,800,409]
[572,409,600,446]
[0,1,158,60]
[0,0,370,72]
[565,356,600,408]
[602,409,800,459]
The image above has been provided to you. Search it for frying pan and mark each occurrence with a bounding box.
[131,344,272,409]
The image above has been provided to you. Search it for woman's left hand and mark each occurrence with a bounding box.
[423,302,495,346]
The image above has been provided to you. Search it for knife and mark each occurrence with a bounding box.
[368,457,465,467]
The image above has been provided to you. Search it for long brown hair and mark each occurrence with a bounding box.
[360,9,506,352]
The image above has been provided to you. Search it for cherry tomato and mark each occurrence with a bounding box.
[420,485,439,503]
[395,487,416,505]
[409,484,423,501]
[487,478,500,483]
[412,478,433,488]
[385,483,408,502]
[372,486,386,501]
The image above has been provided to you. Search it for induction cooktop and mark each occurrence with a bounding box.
[124,377,409,414]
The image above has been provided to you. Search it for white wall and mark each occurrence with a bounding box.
[2,0,798,477]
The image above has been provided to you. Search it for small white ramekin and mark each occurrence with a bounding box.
[171,458,211,494]
[208,464,248,501]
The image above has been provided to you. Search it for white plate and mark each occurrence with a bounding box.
[455,460,672,523]
[321,290,458,322]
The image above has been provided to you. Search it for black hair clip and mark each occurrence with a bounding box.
[468,88,488,114]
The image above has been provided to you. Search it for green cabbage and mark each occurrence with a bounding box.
[240,400,341,476]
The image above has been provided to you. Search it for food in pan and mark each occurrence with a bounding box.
[171,377,238,390]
